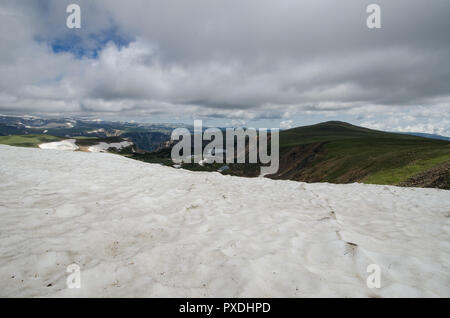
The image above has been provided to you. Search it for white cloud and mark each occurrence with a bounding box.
[280,120,293,129]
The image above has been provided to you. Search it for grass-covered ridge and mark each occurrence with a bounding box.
[364,154,450,185]
[273,121,450,188]
[0,134,62,148]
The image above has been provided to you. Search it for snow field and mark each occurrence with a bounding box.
[0,145,449,297]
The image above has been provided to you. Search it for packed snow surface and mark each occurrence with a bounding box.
[0,145,449,297]
[38,139,78,151]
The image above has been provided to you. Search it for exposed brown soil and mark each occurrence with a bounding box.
[267,143,374,183]
[267,142,327,182]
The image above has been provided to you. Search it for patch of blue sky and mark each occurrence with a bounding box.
[38,27,134,59]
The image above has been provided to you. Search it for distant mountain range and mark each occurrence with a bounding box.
[0,115,176,151]
[398,132,450,141]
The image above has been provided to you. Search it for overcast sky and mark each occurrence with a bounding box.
[0,0,449,135]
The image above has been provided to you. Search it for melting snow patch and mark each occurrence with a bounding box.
[88,141,133,153]
[38,139,79,151]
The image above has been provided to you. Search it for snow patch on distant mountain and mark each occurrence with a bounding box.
[0,145,449,297]
[38,139,79,151]
[87,141,133,153]
[38,139,134,153]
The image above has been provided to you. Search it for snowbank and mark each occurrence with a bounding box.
[0,144,449,297]
[38,139,79,151]
[88,141,133,153]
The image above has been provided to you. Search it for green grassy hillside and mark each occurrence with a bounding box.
[273,121,450,188]
[0,135,62,148]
